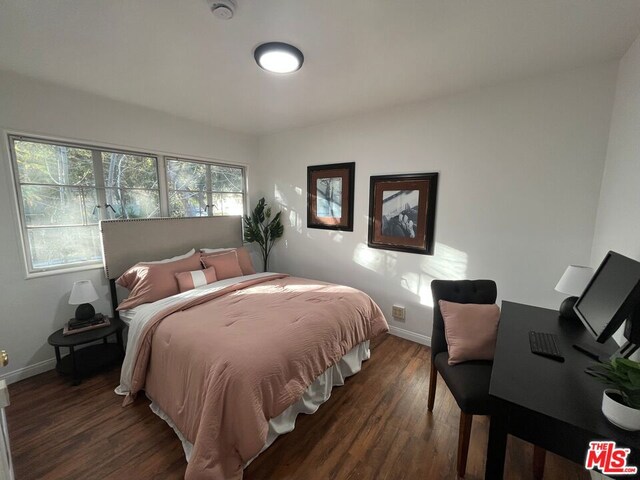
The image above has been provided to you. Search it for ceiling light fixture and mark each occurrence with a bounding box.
[254,42,304,74]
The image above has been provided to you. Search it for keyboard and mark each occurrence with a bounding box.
[529,331,564,362]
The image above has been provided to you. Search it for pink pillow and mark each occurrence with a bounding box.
[175,267,218,293]
[201,247,256,275]
[235,247,256,275]
[116,252,202,310]
[439,300,500,365]
[201,250,243,280]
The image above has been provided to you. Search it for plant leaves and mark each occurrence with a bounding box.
[243,198,283,263]
[589,357,640,409]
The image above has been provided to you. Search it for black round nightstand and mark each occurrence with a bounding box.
[48,317,126,386]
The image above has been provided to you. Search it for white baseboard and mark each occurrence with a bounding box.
[0,358,56,385]
[388,326,431,346]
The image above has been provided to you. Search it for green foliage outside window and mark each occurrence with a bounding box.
[12,138,246,272]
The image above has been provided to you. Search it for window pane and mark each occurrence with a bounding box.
[102,152,158,189]
[169,190,208,217]
[212,193,244,216]
[21,185,95,226]
[14,140,94,186]
[27,226,101,269]
[166,159,206,191]
[105,188,160,219]
[211,165,243,192]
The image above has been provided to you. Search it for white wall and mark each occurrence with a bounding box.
[592,34,640,265]
[254,64,617,343]
[0,70,258,383]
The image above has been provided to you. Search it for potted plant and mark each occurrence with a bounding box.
[243,197,284,272]
[587,357,640,431]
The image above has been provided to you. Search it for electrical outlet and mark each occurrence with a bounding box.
[392,305,406,321]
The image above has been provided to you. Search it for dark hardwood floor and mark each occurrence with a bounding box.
[6,335,588,479]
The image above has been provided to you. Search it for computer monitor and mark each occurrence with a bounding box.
[574,251,640,359]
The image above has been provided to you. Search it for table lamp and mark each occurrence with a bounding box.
[69,280,99,326]
[555,265,594,320]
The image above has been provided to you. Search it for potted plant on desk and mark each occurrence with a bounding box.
[587,357,640,431]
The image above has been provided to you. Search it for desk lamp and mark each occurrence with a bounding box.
[69,280,99,326]
[555,265,594,320]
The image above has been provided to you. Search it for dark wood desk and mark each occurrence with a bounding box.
[486,301,640,479]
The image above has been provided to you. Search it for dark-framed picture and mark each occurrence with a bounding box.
[368,172,439,255]
[307,162,355,231]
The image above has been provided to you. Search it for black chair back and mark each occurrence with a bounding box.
[430,280,498,358]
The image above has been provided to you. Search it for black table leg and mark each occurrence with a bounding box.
[54,346,62,378]
[116,329,125,357]
[69,346,80,386]
[485,412,508,479]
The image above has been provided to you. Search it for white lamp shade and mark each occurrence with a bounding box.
[69,280,99,305]
[555,265,594,297]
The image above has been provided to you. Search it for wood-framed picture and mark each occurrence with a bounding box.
[307,162,355,231]
[368,172,439,255]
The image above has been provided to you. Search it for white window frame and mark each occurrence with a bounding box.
[165,156,247,218]
[6,133,248,277]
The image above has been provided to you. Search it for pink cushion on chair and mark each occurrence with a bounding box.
[439,300,500,365]
[201,250,244,280]
[116,252,202,310]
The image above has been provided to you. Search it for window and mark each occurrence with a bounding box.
[9,135,246,275]
[101,151,160,219]
[10,137,161,273]
[166,158,245,217]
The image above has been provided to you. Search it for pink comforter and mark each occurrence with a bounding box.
[127,275,388,479]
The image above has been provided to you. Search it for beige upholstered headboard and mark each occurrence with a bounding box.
[100,216,243,280]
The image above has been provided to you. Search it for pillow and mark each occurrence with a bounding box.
[200,248,233,254]
[201,250,243,280]
[116,252,202,310]
[201,247,256,275]
[144,249,196,264]
[175,267,218,293]
[439,300,500,365]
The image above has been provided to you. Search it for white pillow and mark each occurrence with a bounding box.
[200,248,234,254]
[145,248,196,264]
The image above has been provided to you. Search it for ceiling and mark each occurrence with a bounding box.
[1,0,640,135]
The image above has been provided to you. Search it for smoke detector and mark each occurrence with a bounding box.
[208,0,237,20]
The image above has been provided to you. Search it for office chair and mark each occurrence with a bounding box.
[428,279,546,478]
[428,279,497,477]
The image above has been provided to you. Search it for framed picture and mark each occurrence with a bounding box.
[368,172,439,255]
[307,162,355,231]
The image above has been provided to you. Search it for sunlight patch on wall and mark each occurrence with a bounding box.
[420,243,468,280]
[288,209,303,233]
[353,243,397,275]
[274,184,288,207]
[400,272,435,307]
[274,184,304,234]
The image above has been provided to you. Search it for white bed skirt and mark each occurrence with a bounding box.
[148,340,371,467]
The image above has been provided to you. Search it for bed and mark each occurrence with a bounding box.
[100,216,389,480]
